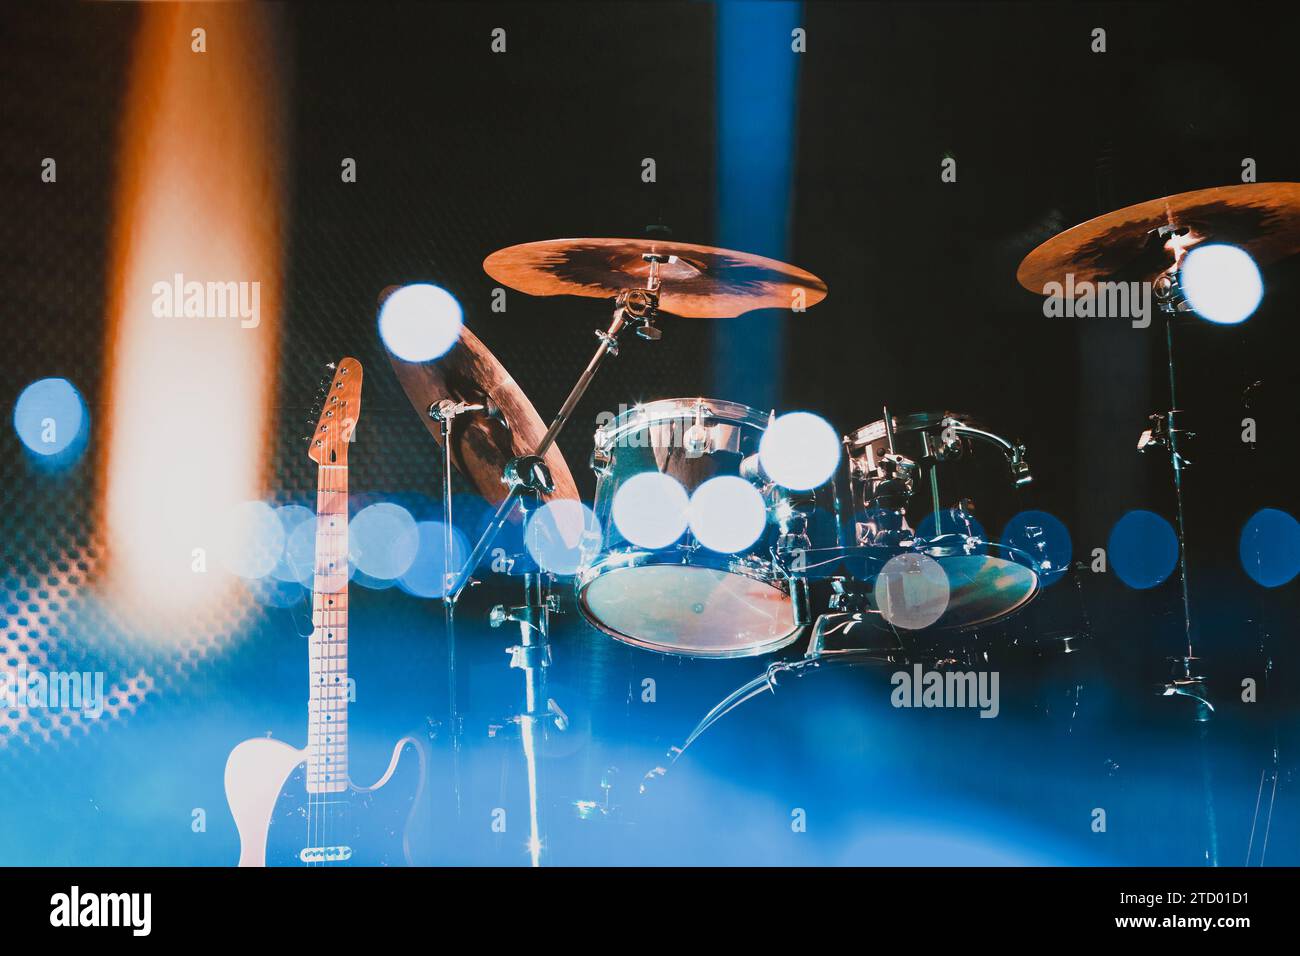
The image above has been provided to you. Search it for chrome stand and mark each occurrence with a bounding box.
[430,399,485,824]
[446,263,667,866]
[1147,255,1219,866]
[1147,263,1211,716]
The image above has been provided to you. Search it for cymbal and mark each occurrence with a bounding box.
[483,237,827,318]
[387,325,579,507]
[1017,182,1300,292]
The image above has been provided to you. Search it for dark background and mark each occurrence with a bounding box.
[1,1,1296,865]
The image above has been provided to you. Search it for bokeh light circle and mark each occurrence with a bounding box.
[349,502,419,581]
[525,499,600,576]
[1239,508,1300,588]
[270,505,316,583]
[378,283,463,361]
[758,411,841,490]
[13,377,86,456]
[1002,510,1073,585]
[1181,244,1263,325]
[687,476,768,553]
[874,552,950,630]
[399,520,471,598]
[1108,509,1179,590]
[612,472,689,549]
[218,501,287,580]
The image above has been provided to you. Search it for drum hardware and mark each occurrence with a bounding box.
[429,397,487,823]
[573,767,625,823]
[1151,258,1206,709]
[844,410,1040,631]
[1015,185,1300,866]
[577,396,833,658]
[410,237,826,864]
[421,235,821,863]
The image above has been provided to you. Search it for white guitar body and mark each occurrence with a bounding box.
[225,734,422,867]
[222,359,430,867]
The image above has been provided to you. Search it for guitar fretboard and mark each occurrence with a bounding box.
[307,464,349,794]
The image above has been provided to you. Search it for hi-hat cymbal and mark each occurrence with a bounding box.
[483,237,828,318]
[1017,182,1300,292]
[387,325,579,507]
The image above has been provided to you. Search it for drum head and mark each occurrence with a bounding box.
[930,553,1039,630]
[578,563,799,658]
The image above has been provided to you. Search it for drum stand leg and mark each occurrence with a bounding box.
[444,279,665,866]
[490,550,553,867]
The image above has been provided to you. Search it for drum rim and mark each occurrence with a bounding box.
[845,409,986,449]
[594,396,771,448]
[858,540,1043,632]
[575,550,803,659]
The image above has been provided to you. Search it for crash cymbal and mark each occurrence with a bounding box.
[483,237,827,318]
[387,325,579,507]
[1017,182,1300,292]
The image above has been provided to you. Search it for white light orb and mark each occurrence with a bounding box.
[379,283,463,361]
[1181,244,1263,325]
[758,411,841,490]
[688,476,768,553]
[612,471,689,549]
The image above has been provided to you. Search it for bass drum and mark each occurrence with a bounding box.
[622,644,1100,866]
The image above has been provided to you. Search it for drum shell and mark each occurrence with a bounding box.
[577,398,842,658]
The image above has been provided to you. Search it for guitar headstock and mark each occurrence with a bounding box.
[308,358,363,466]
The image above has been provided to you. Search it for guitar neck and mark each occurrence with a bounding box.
[307,463,349,794]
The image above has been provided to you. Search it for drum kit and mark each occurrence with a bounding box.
[385,183,1300,865]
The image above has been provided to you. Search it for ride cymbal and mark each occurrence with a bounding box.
[1017,182,1300,292]
[483,237,828,318]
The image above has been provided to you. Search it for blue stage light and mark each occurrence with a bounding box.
[1002,510,1073,585]
[1108,510,1178,590]
[1240,508,1300,588]
[13,377,86,457]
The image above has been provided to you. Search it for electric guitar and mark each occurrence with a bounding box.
[224,358,427,866]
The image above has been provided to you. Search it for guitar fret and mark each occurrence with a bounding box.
[306,460,350,795]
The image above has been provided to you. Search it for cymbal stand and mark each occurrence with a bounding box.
[1148,256,1210,714]
[447,266,666,605]
[447,260,668,866]
[1148,248,1219,866]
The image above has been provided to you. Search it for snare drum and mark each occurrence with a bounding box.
[844,410,1040,631]
[576,397,839,659]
